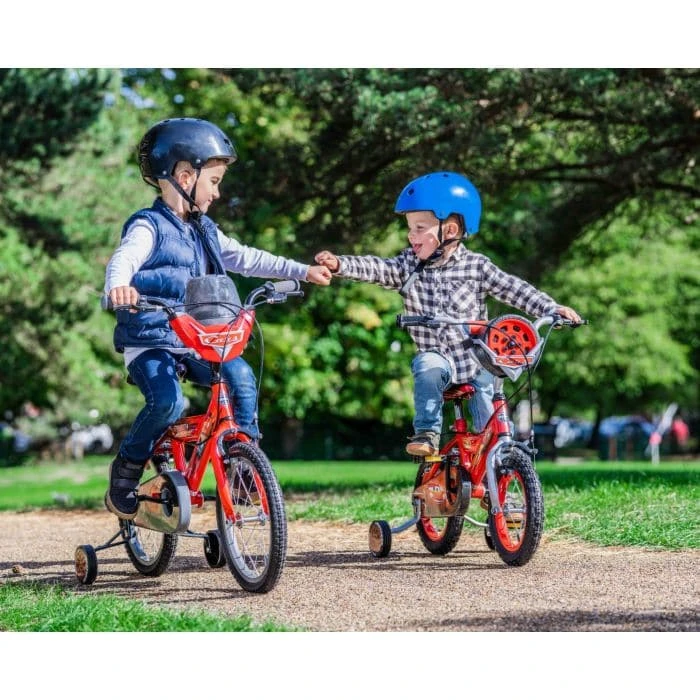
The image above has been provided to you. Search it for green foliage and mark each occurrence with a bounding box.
[537,198,700,417]
[0,68,111,185]
[0,68,697,446]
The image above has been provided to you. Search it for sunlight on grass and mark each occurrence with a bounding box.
[0,581,297,632]
[0,458,697,548]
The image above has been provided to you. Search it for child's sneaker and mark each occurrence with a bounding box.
[406,431,440,456]
[105,455,145,520]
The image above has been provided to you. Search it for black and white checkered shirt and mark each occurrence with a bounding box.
[337,243,559,383]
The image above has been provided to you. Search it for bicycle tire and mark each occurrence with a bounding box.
[121,520,179,576]
[414,463,465,556]
[216,442,287,593]
[487,447,544,566]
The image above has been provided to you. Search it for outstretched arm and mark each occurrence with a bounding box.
[315,249,408,290]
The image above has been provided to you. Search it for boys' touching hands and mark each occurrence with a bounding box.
[314,250,340,273]
[306,264,333,285]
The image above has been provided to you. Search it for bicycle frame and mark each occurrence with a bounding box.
[437,376,521,546]
[370,312,587,560]
[111,281,302,526]
[151,363,255,524]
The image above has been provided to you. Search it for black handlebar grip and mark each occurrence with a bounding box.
[396,314,431,328]
[271,279,302,294]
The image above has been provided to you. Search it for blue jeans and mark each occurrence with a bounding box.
[411,351,495,436]
[119,349,259,464]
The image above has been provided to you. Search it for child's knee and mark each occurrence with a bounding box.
[149,395,186,424]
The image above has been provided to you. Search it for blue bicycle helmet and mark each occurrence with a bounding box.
[394,171,481,235]
[138,117,237,188]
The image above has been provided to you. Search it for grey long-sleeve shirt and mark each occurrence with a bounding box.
[105,218,309,365]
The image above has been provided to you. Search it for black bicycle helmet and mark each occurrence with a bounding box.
[138,117,237,188]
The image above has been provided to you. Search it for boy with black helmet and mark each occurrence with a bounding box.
[105,117,332,519]
[316,171,581,456]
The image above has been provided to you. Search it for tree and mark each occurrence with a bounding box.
[535,197,699,441]
[222,68,698,280]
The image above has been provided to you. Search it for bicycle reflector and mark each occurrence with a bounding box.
[472,314,542,380]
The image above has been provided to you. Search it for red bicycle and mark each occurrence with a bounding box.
[369,312,587,565]
[75,278,302,592]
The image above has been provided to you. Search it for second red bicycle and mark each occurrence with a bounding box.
[369,312,587,565]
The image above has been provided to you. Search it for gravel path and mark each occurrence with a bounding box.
[1,509,698,631]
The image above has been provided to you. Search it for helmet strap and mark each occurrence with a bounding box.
[165,167,202,217]
[399,226,464,297]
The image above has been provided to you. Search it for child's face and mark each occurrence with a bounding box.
[406,211,442,260]
[191,162,227,214]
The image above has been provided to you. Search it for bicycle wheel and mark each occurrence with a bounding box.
[487,448,544,566]
[216,442,287,593]
[121,520,178,576]
[414,463,464,556]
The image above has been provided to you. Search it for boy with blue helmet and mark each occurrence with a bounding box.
[316,171,581,456]
[105,117,332,519]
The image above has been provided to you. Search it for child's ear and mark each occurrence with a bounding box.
[444,219,460,239]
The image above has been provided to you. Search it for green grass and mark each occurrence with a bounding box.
[0,581,296,631]
[1,457,698,549]
[1,456,697,631]
[280,460,700,550]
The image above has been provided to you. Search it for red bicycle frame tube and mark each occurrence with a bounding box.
[440,393,511,498]
[153,376,250,523]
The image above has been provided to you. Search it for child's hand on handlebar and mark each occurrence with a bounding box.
[306,265,333,285]
[109,285,140,309]
[556,306,583,325]
[314,250,340,274]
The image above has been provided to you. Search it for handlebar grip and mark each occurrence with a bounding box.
[558,318,589,328]
[102,293,168,314]
[270,279,302,295]
[101,295,132,312]
[396,314,436,328]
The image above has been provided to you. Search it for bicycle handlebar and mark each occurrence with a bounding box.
[396,313,588,331]
[102,279,304,315]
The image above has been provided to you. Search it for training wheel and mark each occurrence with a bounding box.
[75,544,98,585]
[369,520,392,558]
[204,529,226,568]
[484,526,496,551]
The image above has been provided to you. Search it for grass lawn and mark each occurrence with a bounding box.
[1,455,697,549]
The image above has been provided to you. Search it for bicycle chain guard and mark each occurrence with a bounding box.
[133,469,191,534]
[413,458,471,518]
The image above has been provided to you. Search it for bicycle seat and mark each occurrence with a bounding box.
[443,384,476,400]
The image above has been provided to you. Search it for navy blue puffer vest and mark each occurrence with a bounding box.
[113,198,226,353]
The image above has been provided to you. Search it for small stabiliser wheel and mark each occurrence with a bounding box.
[369,520,392,558]
[75,545,98,585]
[204,529,226,568]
